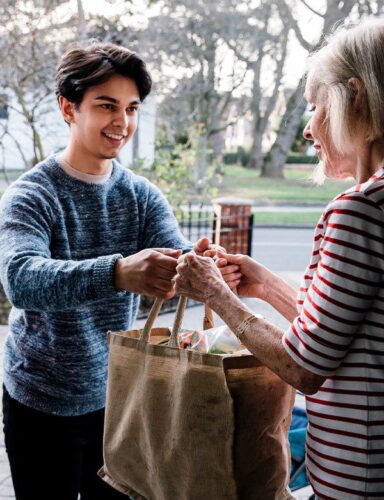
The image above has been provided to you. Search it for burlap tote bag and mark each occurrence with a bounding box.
[99,297,295,500]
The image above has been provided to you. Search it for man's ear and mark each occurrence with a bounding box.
[58,96,77,124]
[348,77,365,112]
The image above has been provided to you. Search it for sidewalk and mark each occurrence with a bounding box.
[0,271,313,499]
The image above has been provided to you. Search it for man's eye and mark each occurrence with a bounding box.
[308,104,316,112]
[127,107,138,114]
[100,104,114,110]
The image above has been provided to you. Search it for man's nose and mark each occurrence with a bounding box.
[112,110,129,128]
[303,119,313,141]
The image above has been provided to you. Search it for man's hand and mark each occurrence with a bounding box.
[193,237,225,257]
[215,256,241,292]
[214,251,272,300]
[114,248,182,299]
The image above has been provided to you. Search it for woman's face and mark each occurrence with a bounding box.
[303,79,356,180]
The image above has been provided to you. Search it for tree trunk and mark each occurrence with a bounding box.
[249,129,263,169]
[248,22,289,171]
[261,83,307,178]
[261,1,357,179]
[32,125,45,166]
[77,0,87,44]
[194,133,208,194]
[209,130,224,162]
[248,57,263,169]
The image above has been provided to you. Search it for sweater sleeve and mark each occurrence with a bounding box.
[282,193,384,376]
[141,181,192,251]
[0,184,122,312]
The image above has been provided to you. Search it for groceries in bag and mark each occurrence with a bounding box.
[178,325,251,355]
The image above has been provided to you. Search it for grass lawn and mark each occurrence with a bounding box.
[219,165,355,203]
[1,165,355,204]
[0,165,354,225]
[253,211,322,225]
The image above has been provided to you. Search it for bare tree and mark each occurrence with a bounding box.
[0,1,81,171]
[138,0,247,174]
[224,1,290,169]
[0,0,118,174]
[261,0,373,178]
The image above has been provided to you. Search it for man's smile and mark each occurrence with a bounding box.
[102,131,127,145]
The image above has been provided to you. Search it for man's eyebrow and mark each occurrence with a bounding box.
[94,96,141,105]
[94,96,119,104]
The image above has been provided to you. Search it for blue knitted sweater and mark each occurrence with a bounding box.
[0,156,190,416]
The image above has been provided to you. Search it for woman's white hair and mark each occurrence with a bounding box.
[307,18,384,154]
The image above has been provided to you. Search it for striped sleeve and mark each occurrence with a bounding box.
[283,192,384,376]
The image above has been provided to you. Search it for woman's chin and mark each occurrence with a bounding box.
[312,161,326,185]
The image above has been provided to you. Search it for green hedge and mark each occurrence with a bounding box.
[223,147,249,166]
[286,152,317,164]
[223,150,317,166]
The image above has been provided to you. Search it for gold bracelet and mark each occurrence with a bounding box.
[236,314,263,338]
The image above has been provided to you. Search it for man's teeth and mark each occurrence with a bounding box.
[104,133,124,140]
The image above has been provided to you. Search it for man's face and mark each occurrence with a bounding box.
[63,74,141,161]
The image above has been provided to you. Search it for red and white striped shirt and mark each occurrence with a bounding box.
[283,168,384,499]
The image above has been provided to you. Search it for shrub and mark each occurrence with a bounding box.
[286,153,317,164]
[132,127,220,208]
[223,147,250,166]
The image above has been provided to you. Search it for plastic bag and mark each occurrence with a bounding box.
[178,325,251,355]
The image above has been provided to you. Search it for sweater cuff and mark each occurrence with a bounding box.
[92,254,124,298]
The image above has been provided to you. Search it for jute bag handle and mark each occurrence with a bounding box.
[140,296,214,347]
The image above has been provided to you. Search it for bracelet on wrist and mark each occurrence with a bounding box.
[235,314,263,338]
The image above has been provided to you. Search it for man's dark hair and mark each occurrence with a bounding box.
[55,42,152,105]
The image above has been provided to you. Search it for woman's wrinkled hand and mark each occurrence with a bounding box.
[175,253,228,304]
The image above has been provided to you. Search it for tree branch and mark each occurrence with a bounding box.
[31,89,53,115]
[276,0,315,52]
[216,64,248,119]
[0,122,30,169]
[298,0,324,17]
[263,28,289,126]
[208,118,239,137]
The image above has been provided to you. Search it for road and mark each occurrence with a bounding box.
[251,227,314,273]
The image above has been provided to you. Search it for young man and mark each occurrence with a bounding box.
[0,43,211,499]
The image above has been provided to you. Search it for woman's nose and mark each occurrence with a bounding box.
[303,119,313,141]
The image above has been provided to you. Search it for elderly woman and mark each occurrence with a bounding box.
[175,19,384,500]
